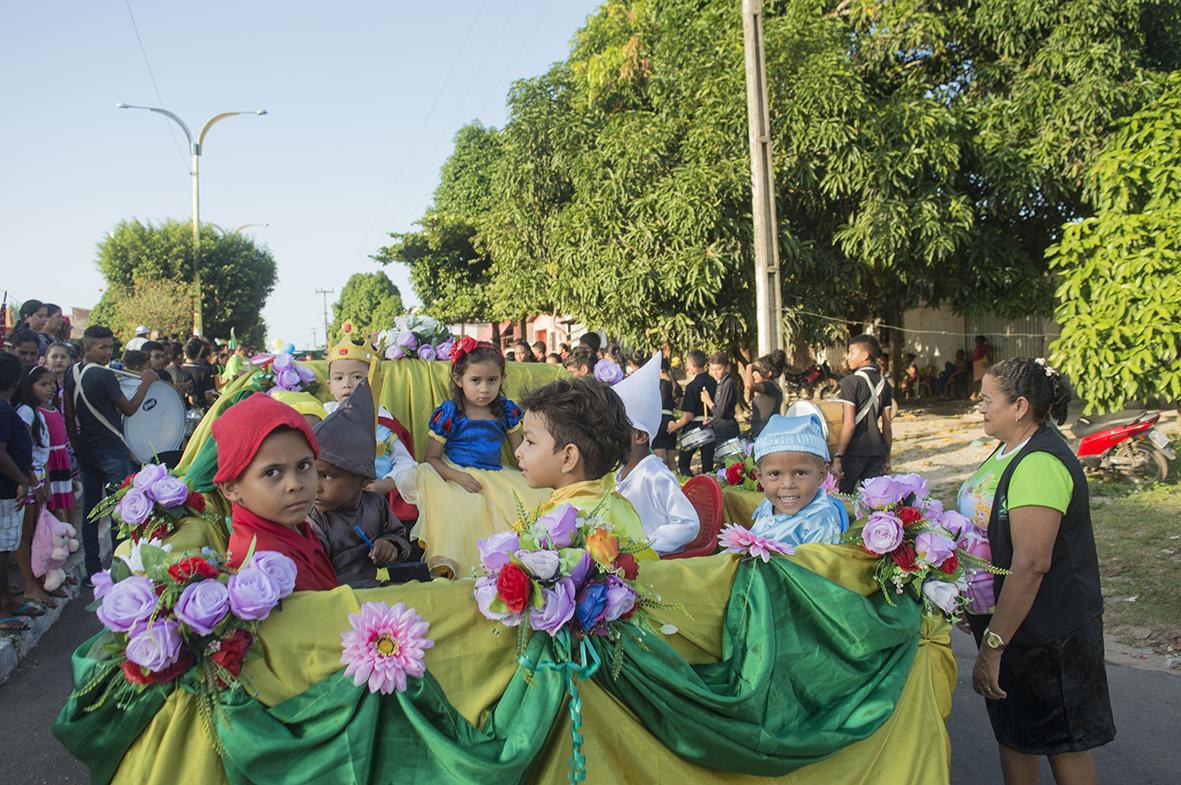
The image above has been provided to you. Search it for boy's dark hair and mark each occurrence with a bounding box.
[170,341,185,361]
[83,325,113,343]
[988,358,1073,426]
[685,350,707,370]
[16,365,52,446]
[520,378,632,480]
[122,350,147,371]
[0,352,22,392]
[450,343,507,419]
[563,346,594,372]
[708,351,731,368]
[578,332,602,355]
[18,300,44,320]
[142,340,164,354]
[975,335,987,344]
[848,334,882,360]
[10,329,37,348]
[754,349,786,378]
[184,337,205,361]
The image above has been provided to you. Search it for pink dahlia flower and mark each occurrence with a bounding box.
[717,524,795,563]
[340,601,434,694]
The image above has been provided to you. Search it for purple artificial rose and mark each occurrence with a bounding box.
[603,576,637,622]
[96,575,158,632]
[435,338,456,360]
[565,549,593,589]
[478,531,520,572]
[891,473,930,504]
[146,475,190,508]
[535,504,578,549]
[938,510,972,540]
[529,577,577,636]
[248,551,298,598]
[125,618,183,673]
[274,368,302,390]
[594,359,624,385]
[922,579,960,615]
[271,353,293,372]
[516,549,561,581]
[174,579,230,636]
[294,364,315,384]
[861,511,904,555]
[384,343,405,360]
[396,331,418,351]
[474,575,522,626]
[914,529,957,567]
[132,463,169,490]
[416,343,437,361]
[227,568,281,621]
[858,476,905,511]
[91,569,114,599]
[116,488,153,527]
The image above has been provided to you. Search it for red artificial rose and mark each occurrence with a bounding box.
[121,649,193,686]
[890,541,918,572]
[897,507,923,526]
[120,474,136,490]
[148,524,170,541]
[614,552,639,581]
[940,554,958,574]
[185,491,206,513]
[496,563,531,614]
[210,628,254,685]
[725,463,746,486]
[168,556,219,582]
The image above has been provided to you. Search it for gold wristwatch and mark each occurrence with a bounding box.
[983,627,1007,651]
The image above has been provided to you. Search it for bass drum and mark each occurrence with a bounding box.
[118,378,187,466]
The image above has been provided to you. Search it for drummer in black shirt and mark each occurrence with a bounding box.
[63,325,157,578]
[701,352,740,442]
[668,350,717,476]
[181,338,217,410]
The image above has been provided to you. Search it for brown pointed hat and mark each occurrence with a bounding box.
[312,378,377,479]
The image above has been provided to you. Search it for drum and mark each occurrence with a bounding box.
[715,436,749,461]
[677,425,716,452]
[118,378,187,464]
[785,399,843,452]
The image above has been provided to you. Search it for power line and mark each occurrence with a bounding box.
[475,0,559,119]
[790,308,1060,340]
[122,0,188,169]
[362,0,492,246]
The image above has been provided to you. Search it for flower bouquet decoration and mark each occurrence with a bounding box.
[846,474,1005,621]
[380,314,455,361]
[90,463,211,543]
[247,350,318,395]
[78,539,297,747]
[715,446,760,492]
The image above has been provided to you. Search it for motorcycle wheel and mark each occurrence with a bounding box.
[1114,440,1169,483]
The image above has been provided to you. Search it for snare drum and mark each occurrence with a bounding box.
[677,426,716,452]
[715,436,750,461]
[118,378,187,464]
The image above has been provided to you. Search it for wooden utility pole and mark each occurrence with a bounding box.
[315,288,334,348]
[742,0,783,356]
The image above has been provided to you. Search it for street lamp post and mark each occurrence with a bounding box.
[116,103,267,337]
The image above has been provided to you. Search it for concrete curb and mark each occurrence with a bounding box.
[1,550,88,684]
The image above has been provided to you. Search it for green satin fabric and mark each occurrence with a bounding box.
[53,558,918,785]
[592,557,919,775]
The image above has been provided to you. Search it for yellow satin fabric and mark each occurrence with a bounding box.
[111,545,955,785]
[723,486,765,527]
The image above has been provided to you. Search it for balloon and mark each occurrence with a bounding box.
[283,342,296,354]
[271,339,284,350]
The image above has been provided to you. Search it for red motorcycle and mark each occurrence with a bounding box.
[784,361,840,399]
[1068,411,1175,482]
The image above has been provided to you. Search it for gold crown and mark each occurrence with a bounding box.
[329,321,374,365]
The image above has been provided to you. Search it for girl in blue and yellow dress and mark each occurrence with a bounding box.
[404,340,548,577]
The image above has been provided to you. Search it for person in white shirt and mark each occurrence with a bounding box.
[612,352,700,554]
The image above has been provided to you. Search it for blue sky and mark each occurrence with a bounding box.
[1,1,598,347]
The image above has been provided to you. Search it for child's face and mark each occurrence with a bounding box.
[148,349,167,370]
[845,344,870,370]
[757,452,826,516]
[516,410,576,489]
[313,459,367,513]
[13,340,38,365]
[32,374,56,406]
[45,346,71,372]
[455,360,502,408]
[708,362,727,381]
[328,358,368,402]
[218,429,318,527]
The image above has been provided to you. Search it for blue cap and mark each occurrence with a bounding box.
[753,414,829,462]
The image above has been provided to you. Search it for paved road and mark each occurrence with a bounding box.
[2,595,1178,784]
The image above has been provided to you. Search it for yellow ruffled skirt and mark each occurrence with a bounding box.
[404,458,550,578]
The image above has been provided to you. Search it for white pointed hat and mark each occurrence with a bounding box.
[612,351,663,445]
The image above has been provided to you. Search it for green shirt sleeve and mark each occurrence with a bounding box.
[1008,452,1074,514]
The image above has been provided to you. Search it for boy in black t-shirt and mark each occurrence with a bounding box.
[1,352,36,629]
[833,334,894,494]
[668,350,717,475]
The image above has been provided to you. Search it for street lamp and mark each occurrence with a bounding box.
[116,103,267,337]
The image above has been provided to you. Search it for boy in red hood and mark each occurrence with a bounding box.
[214,393,338,591]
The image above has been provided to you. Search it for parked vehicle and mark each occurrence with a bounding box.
[784,361,840,399]
[1064,410,1175,482]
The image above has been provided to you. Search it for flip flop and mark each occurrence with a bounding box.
[0,616,30,633]
[6,602,47,618]
[46,587,69,599]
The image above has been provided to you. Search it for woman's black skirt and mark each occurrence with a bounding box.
[652,414,676,450]
[972,614,1116,755]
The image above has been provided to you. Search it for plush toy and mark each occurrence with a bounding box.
[31,509,80,592]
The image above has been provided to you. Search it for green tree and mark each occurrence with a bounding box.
[329,271,405,338]
[1049,76,1181,413]
[94,219,276,346]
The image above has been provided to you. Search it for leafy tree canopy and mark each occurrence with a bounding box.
[330,271,405,338]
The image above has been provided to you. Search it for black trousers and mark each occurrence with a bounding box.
[678,423,715,476]
[837,454,885,494]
